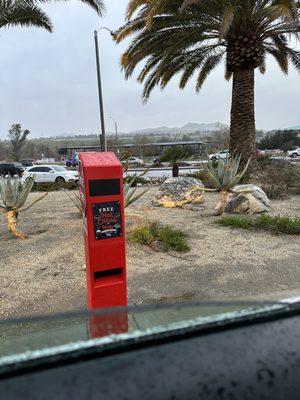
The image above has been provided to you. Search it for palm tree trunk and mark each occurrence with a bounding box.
[229,68,256,164]
[172,164,179,177]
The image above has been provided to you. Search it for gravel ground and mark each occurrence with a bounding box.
[0,189,299,319]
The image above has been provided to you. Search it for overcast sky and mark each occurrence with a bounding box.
[0,0,299,139]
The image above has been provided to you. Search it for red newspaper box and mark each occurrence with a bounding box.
[78,152,127,311]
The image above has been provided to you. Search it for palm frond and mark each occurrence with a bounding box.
[0,1,53,32]
[116,0,300,101]
[286,47,300,71]
[196,52,225,91]
[35,0,104,15]
[180,0,200,13]
[0,0,104,33]
[267,47,289,73]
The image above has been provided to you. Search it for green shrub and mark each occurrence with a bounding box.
[216,215,254,229]
[32,181,78,192]
[128,222,190,252]
[123,175,149,186]
[217,214,300,235]
[255,214,300,235]
[257,154,271,167]
[153,223,190,252]
[128,224,154,246]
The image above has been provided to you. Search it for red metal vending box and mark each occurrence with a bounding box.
[78,152,127,310]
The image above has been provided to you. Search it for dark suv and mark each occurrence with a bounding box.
[0,162,24,177]
[20,159,35,167]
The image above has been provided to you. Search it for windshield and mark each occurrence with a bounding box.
[0,300,297,368]
[51,165,67,172]
[0,0,299,379]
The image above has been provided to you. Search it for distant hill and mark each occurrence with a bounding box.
[130,122,228,135]
[286,125,300,130]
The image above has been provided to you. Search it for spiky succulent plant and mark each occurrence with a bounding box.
[0,176,47,238]
[64,189,83,215]
[0,176,34,210]
[206,155,251,190]
[124,171,150,207]
[205,154,251,215]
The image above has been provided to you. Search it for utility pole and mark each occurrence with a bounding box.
[94,30,106,151]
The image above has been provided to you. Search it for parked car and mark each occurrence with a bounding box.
[22,165,78,183]
[287,148,300,158]
[66,158,79,168]
[123,157,144,167]
[209,150,229,161]
[20,159,35,167]
[257,149,266,155]
[0,162,24,177]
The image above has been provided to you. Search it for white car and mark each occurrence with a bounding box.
[125,157,144,166]
[209,150,229,161]
[23,165,78,183]
[287,148,300,158]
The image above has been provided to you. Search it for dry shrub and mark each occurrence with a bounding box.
[185,168,215,188]
[253,162,300,199]
[32,181,78,192]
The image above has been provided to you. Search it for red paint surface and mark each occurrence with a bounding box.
[78,152,127,315]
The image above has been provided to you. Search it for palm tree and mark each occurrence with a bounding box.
[0,0,104,33]
[160,146,188,177]
[116,0,300,163]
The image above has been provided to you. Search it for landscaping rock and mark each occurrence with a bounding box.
[225,184,271,214]
[152,177,204,208]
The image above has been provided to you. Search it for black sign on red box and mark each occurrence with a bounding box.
[92,201,123,240]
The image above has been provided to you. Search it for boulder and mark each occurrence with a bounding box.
[152,177,204,208]
[225,184,271,214]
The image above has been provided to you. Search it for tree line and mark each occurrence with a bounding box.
[1,123,299,162]
[257,130,300,151]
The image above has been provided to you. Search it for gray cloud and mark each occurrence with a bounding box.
[0,0,299,139]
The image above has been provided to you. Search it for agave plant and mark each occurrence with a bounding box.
[124,171,150,207]
[0,176,47,238]
[205,155,251,215]
[64,189,83,216]
[64,172,150,219]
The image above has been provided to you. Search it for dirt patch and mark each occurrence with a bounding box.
[0,189,299,319]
